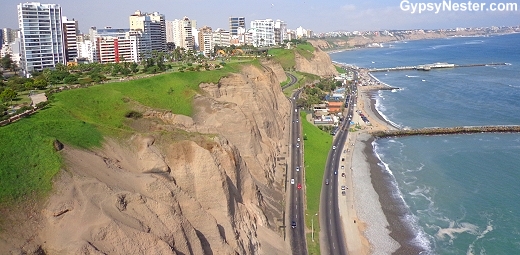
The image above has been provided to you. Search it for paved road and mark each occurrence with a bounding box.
[288,89,307,255]
[320,84,356,255]
[282,72,298,90]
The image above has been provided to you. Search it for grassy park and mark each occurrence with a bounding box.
[301,112,332,254]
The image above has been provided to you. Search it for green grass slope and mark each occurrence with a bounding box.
[0,63,244,203]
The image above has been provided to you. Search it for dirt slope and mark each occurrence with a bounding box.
[1,63,292,255]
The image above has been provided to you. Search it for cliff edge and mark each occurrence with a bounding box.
[1,63,292,255]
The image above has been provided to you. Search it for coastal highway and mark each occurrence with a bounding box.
[289,89,308,255]
[320,89,355,255]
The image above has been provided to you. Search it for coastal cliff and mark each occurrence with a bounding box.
[2,63,292,254]
[308,29,515,50]
[294,47,338,76]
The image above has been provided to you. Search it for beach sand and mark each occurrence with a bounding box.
[341,86,426,254]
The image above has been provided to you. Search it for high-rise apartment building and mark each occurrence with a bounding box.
[198,26,212,56]
[250,19,275,47]
[170,17,195,51]
[17,2,65,75]
[129,10,166,58]
[212,28,230,48]
[2,28,18,46]
[89,27,140,63]
[274,20,287,44]
[229,17,245,36]
[62,16,79,63]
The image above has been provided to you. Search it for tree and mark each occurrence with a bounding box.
[0,88,17,106]
[1,54,15,71]
[33,77,48,89]
[130,62,139,73]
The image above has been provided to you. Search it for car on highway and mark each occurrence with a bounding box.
[291,178,295,185]
[296,166,299,172]
[291,221,297,228]
[334,171,337,175]
[297,183,302,189]
[332,146,336,150]
[325,179,329,185]
[296,143,299,148]
[297,137,300,142]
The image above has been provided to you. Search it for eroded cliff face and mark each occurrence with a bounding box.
[4,63,291,255]
[294,47,338,76]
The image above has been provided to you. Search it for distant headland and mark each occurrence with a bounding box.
[308,26,520,51]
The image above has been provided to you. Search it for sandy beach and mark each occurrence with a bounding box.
[338,73,426,254]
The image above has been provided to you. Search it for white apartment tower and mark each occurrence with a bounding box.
[129,10,166,58]
[62,16,79,63]
[17,2,65,75]
[274,20,287,44]
[250,19,275,47]
[170,17,195,51]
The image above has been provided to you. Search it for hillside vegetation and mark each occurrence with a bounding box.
[0,63,245,203]
[268,41,315,70]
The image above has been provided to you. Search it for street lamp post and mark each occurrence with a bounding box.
[312,213,318,242]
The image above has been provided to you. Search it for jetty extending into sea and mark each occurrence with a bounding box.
[368,62,508,72]
[372,125,520,138]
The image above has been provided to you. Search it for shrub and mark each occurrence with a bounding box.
[124,110,143,119]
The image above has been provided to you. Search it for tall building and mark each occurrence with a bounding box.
[62,16,79,63]
[274,20,287,44]
[250,19,275,47]
[129,10,166,58]
[197,26,212,56]
[17,2,65,75]
[165,20,175,44]
[229,17,245,36]
[2,28,18,46]
[170,17,195,51]
[212,28,230,48]
[89,27,140,63]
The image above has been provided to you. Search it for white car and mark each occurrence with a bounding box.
[296,167,300,172]
[291,178,295,184]
[297,137,300,142]
[332,146,336,150]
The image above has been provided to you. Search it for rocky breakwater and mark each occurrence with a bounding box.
[6,63,291,255]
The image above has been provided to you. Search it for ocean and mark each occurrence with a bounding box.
[331,33,520,254]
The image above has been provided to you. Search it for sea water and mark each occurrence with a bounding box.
[331,33,520,254]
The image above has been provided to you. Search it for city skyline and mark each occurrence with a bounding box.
[1,0,519,34]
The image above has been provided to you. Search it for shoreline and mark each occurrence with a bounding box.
[364,91,426,254]
[347,84,426,254]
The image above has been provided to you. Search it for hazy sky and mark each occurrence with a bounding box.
[1,0,519,33]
